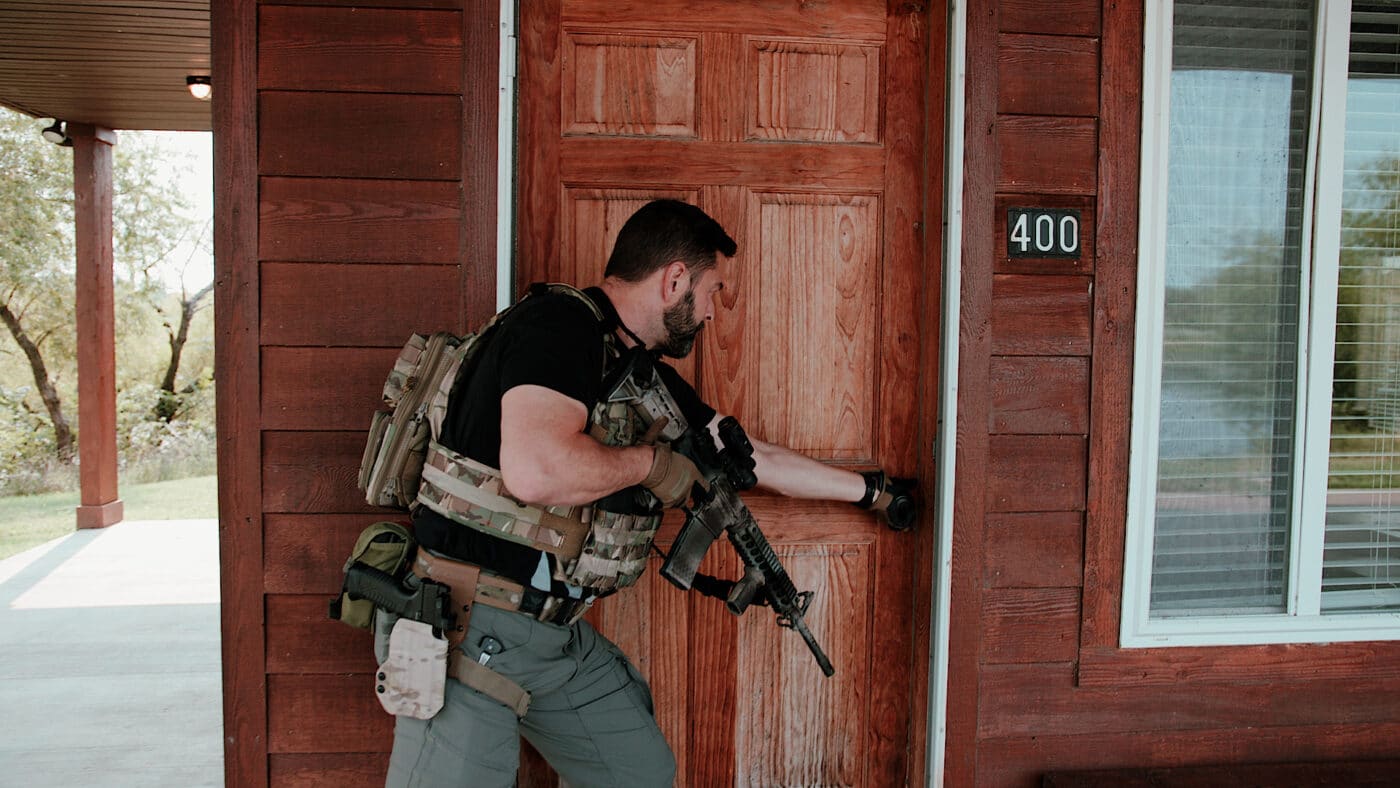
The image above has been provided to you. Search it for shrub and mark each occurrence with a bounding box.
[0,381,217,496]
[117,381,217,484]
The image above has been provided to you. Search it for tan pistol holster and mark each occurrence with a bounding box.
[413,550,535,718]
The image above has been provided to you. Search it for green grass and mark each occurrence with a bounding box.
[0,474,217,561]
[1329,425,1400,489]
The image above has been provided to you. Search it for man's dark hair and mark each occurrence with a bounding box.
[604,199,737,282]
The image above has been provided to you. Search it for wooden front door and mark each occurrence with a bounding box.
[518,2,939,785]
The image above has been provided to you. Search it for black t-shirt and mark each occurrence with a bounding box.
[412,287,716,586]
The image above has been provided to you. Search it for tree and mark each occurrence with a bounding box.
[0,108,77,459]
[155,258,213,422]
[1335,153,1400,406]
[0,106,214,479]
[161,279,214,394]
[110,132,212,422]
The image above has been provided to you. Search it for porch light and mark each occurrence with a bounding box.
[186,75,212,101]
[41,120,70,146]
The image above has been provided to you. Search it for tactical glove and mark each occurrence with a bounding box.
[643,443,707,508]
[858,470,918,531]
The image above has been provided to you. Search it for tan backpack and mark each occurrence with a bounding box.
[357,284,601,511]
[358,331,468,509]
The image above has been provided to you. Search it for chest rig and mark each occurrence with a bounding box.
[413,285,666,594]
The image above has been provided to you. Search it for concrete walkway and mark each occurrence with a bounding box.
[0,519,223,787]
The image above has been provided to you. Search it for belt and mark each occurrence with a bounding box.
[413,551,593,629]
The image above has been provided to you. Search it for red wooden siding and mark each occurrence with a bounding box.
[989,357,1089,434]
[259,263,461,347]
[984,512,1084,589]
[951,0,1400,785]
[999,0,1100,38]
[217,1,498,785]
[258,6,464,93]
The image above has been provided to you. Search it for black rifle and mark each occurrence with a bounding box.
[340,562,456,633]
[661,416,836,678]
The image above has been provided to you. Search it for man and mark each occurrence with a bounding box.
[386,199,914,787]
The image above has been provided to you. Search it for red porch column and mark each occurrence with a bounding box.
[69,123,123,529]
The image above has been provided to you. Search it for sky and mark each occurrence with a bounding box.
[122,129,214,294]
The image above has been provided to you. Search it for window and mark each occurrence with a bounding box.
[1127,0,1400,646]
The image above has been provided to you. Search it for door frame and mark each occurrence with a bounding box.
[927,1,968,784]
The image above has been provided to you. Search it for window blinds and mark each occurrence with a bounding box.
[1322,3,1400,613]
[1150,0,1315,615]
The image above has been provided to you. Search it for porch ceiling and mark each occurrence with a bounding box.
[0,0,210,132]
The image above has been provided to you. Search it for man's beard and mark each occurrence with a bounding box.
[657,287,703,358]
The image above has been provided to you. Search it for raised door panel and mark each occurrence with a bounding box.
[750,38,882,143]
[562,33,697,138]
[734,543,871,787]
[752,191,880,459]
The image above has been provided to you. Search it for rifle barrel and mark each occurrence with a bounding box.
[728,514,835,678]
[792,617,836,677]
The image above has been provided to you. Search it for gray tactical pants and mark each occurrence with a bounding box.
[384,603,676,788]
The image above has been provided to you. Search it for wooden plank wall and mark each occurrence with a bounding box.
[216,2,498,785]
[951,1,1400,785]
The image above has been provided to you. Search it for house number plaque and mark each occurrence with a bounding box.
[1007,207,1081,259]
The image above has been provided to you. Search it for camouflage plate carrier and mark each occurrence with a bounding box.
[358,283,665,595]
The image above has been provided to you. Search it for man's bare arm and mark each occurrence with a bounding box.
[499,384,653,507]
[708,415,865,502]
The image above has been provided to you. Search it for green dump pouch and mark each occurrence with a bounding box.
[329,521,416,629]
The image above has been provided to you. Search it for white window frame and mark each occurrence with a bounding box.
[1124,0,1400,647]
